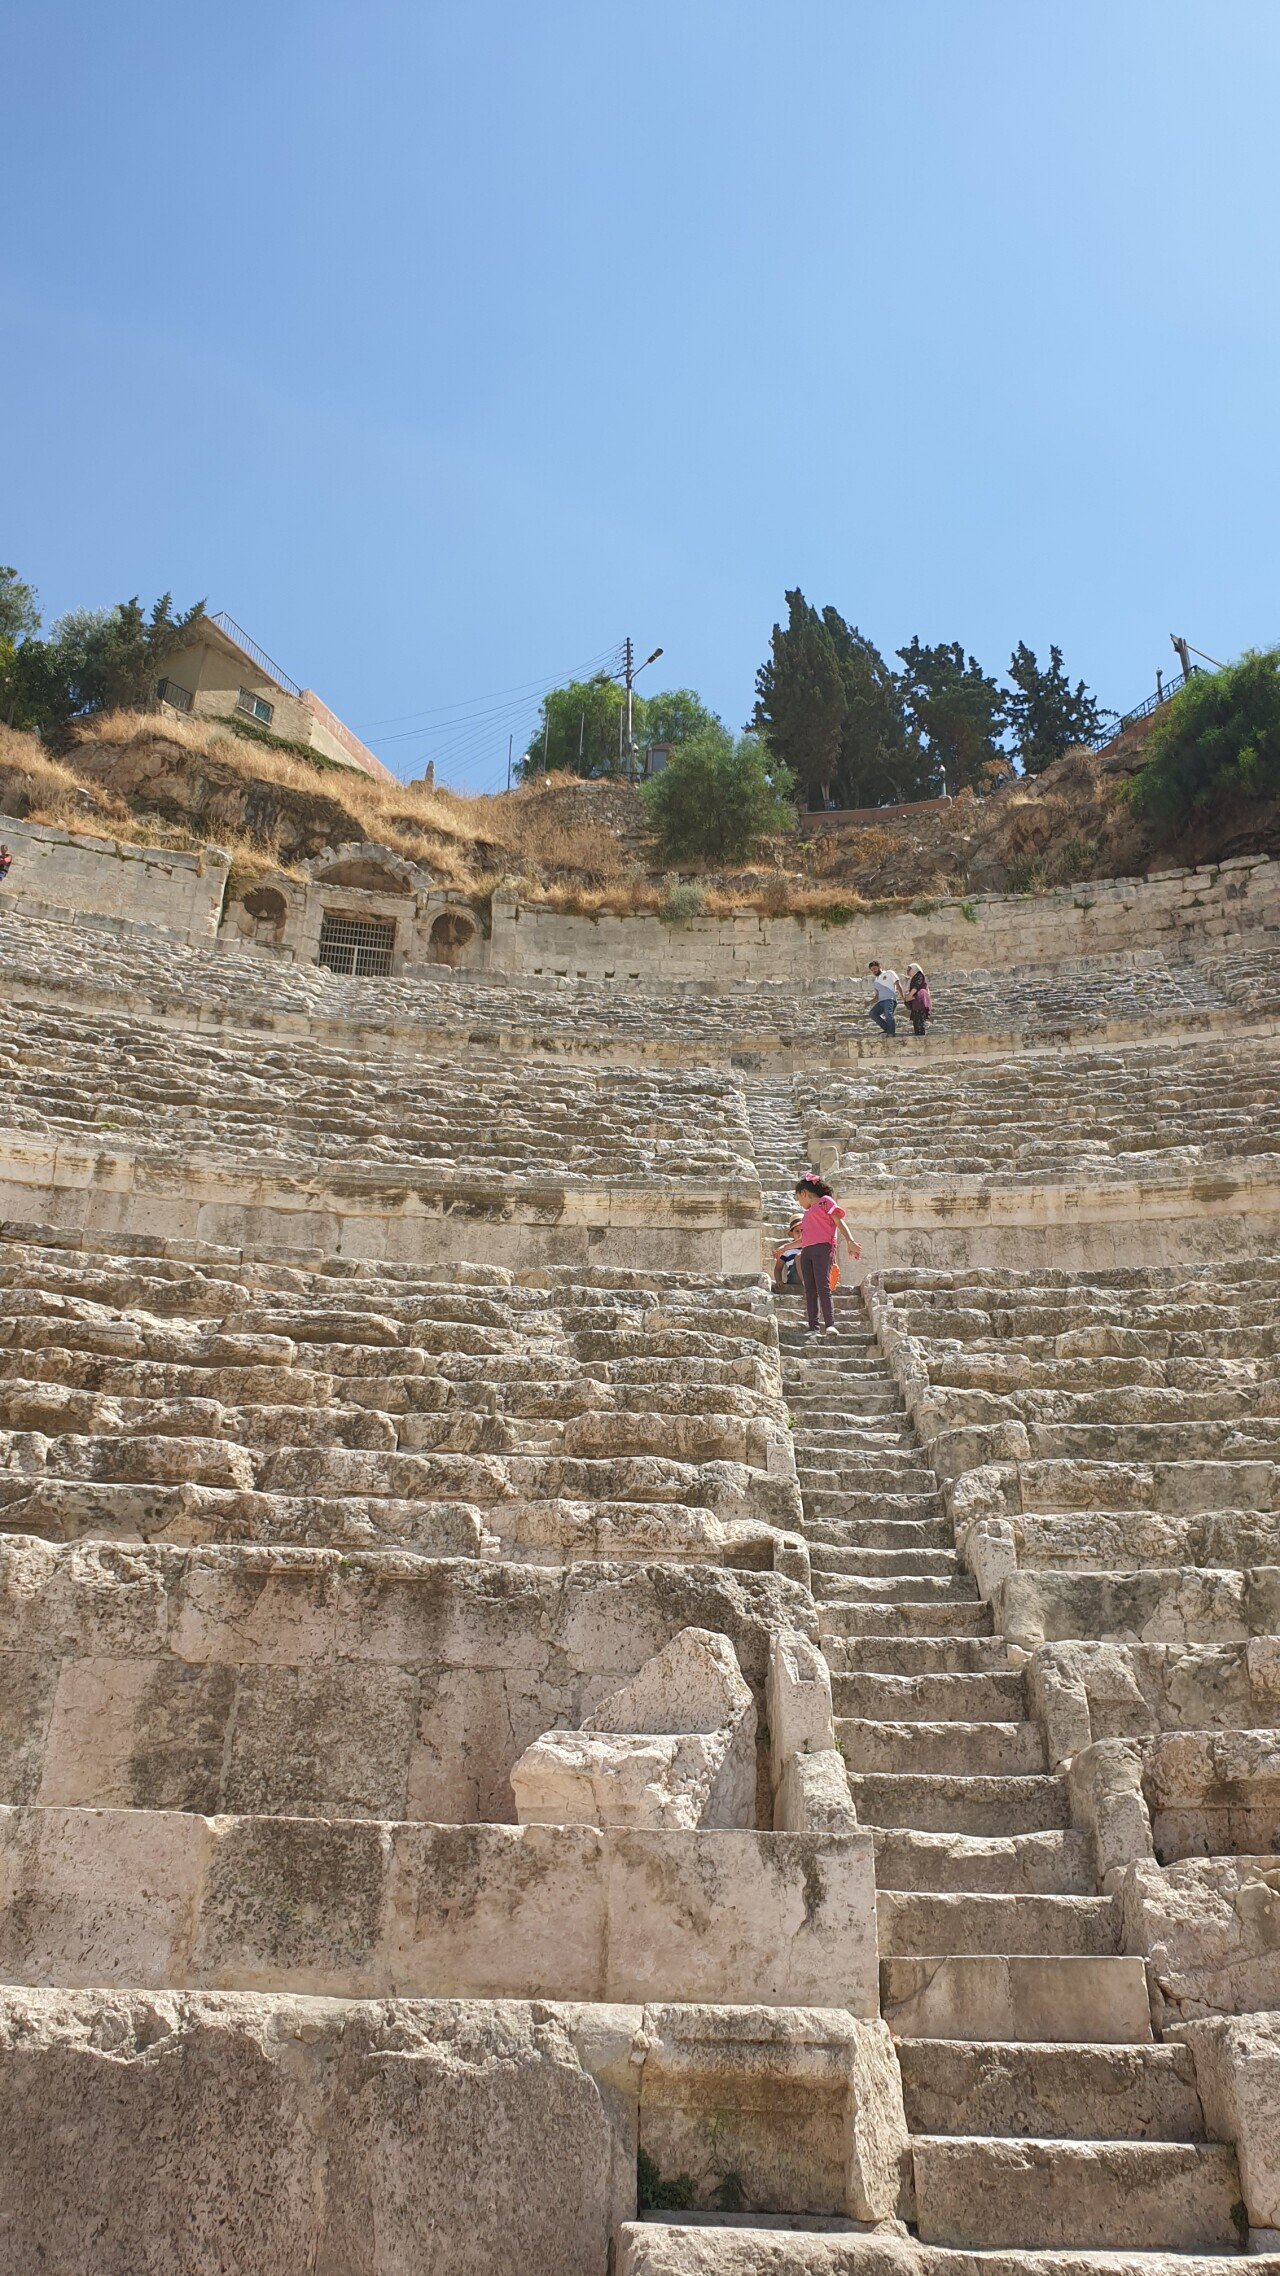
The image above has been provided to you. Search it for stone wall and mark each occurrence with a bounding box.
[489,854,1279,983]
[0,819,229,943]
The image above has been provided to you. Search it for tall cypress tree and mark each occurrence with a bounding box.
[753,590,845,808]
[896,639,1007,794]
[820,608,932,805]
[1006,642,1112,774]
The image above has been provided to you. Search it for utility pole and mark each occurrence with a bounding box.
[506,733,513,793]
[1171,634,1194,684]
[541,709,550,773]
[620,636,664,779]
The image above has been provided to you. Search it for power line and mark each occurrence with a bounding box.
[356,644,626,739]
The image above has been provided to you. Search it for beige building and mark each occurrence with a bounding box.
[156,608,395,782]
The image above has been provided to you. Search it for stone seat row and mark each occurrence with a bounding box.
[0,1539,807,1828]
[0,1006,755,1182]
[0,905,1250,1060]
[0,1227,803,1568]
[799,1037,1280,1188]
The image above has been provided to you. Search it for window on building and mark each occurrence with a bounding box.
[155,677,194,714]
[236,688,275,726]
[318,912,396,977]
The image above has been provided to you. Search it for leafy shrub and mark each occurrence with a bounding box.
[819,900,859,926]
[657,882,708,925]
[642,726,796,864]
[637,2150,696,2212]
[1130,649,1280,835]
[959,899,978,923]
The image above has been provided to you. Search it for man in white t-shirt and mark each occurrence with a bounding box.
[866,961,901,1036]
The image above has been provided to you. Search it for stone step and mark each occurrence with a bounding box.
[898,2040,1206,2141]
[873,1827,1094,1895]
[811,1546,960,1577]
[799,1466,939,1495]
[839,1718,1047,1778]
[911,2137,1242,2253]
[617,2223,1275,2276]
[832,1669,1027,1721]
[822,1634,1008,1676]
[847,1772,1070,1835]
[803,1489,946,1522]
[877,1891,1118,1958]
[881,1954,1154,2044]
[804,1516,952,1551]
[819,1600,995,1641]
[796,1425,916,1448]
[817,1573,979,1608]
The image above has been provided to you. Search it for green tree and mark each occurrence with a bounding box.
[753,589,845,807]
[896,638,1007,794]
[1130,648,1280,835]
[2,592,206,739]
[0,568,40,655]
[820,608,933,805]
[520,675,636,778]
[643,687,722,748]
[1006,642,1112,775]
[642,724,796,863]
[0,567,42,725]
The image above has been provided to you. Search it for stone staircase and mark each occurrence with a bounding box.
[776,1304,1249,2261]
[741,1079,810,1223]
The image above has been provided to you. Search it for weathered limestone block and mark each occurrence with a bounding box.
[0,1988,629,2276]
[0,1806,880,2011]
[767,1628,836,1780]
[1175,2011,1280,2237]
[511,1628,757,1831]
[637,2006,911,2224]
[1120,1855,1280,2022]
[774,1748,859,1835]
[999,1565,1280,1656]
[1144,1728,1280,1860]
[0,1543,811,1828]
[1031,1638,1280,1770]
[1066,1739,1155,1881]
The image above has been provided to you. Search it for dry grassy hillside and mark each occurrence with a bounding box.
[0,708,1275,916]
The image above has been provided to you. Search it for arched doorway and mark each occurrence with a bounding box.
[241,886,288,945]
[428,911,476,968]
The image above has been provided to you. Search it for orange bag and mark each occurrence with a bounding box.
[829,1260,841,1291]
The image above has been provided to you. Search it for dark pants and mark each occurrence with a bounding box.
[800,1243,834,1330]
[909,1001,928,1036]
[869,998,896,1035]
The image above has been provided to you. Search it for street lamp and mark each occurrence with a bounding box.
[622,639,663,775]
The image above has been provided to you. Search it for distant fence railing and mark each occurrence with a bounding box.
[1091,668,1199,750]
[208,611,302,698]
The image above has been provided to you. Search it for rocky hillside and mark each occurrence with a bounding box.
[1,706,1276,916]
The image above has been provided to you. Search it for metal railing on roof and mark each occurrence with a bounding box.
[1091,669,1198,750]
[208,611,301,698]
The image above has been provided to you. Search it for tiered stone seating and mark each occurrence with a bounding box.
[870,1262,1280,1595]
[0,1003,753,1183]
[1,888,1278,2266]
[800,1038,1280,1185]
[0,905,1242,1064]
[1194,942,1280,1019]
[0,1226,800,1566]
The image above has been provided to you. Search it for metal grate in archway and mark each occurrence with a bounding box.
[318,912,396,977]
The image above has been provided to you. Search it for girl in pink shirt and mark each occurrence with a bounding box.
[793,1176,861,1335]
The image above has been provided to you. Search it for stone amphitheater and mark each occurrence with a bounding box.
[0,836,1277,2276]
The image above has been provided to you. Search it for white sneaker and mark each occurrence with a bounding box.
[825,1324,839,1335]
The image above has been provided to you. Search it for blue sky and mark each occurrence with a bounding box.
[4,1,1277,791]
